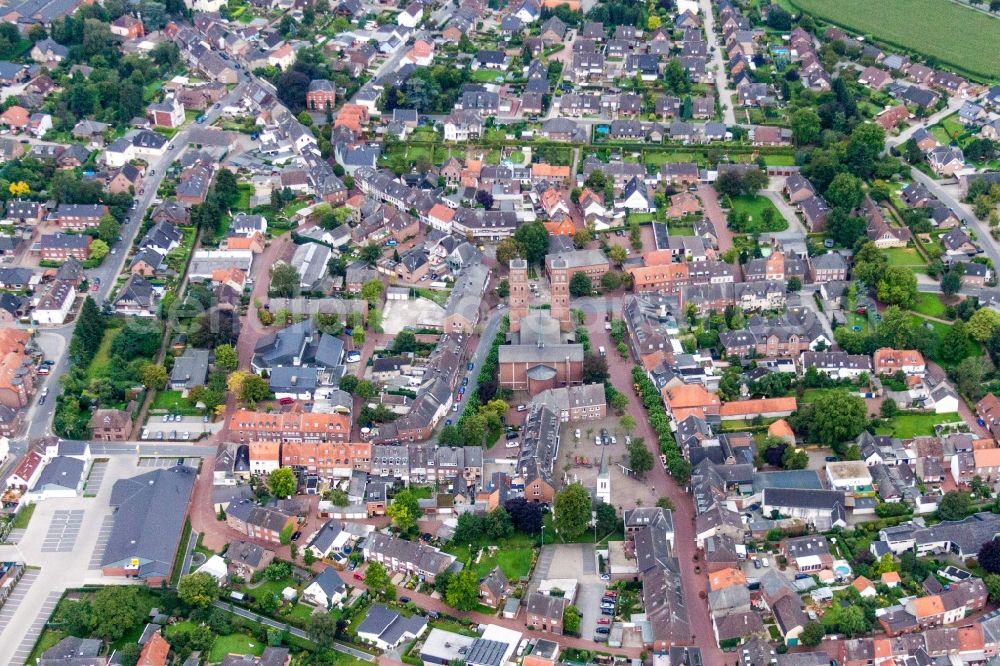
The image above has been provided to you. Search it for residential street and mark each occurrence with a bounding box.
[699,0,737,126]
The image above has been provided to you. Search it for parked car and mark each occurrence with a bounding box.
[291,531,302,541]
[354,572,363,580]
[400,596,411,603]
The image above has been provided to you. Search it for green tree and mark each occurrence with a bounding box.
[608,245,627,266]
[360,243,382,265]
[563,605,582,635]
[595,502,617,536]
[938,490,972,521]
[569,271,592,297]
[791,390,867,453]
[268,467,297,498]
[486,507,514,540]
[90,238,109,260]
[361,279,384,305]
[269,262,301,297]
[356,380,376,400]
[553,483,592,541]
[986,574,1000,603]
[392,330,418,354]
[364,561,393,598]
[240,373,270,405]
[97,214,121,243]
[215,344,238,371]
[387,488,421,532]
[307,612,341,648]
[462,413,488,446]
[825,172,864,210]
[496,238,522,265]
[141,362,167,390]
[514,222,549,265]
[876,266,918,308]
[790,108,821,145]
[178,572,219,608]
[627,438,653,477]
[91,586,143,641]
[800,621,825,647]
[969,308,1000,342]
[620,415,636,434]
[941,271,962,297]
[445,568,480,610]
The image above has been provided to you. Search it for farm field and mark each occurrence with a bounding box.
[789,0,1000,79]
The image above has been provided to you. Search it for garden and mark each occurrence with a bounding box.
[875,412,963,438]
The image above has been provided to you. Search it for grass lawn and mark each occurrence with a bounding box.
[473,547,534,580]
[408,485,434,499]
[170,519,192,585]
[846,311,872,333]
[471,69,504,83]
[509,150,525,164]
[287,603,318,624]
[13,503,35,528]
[728,195,787,232]
[800,389,840,404]
[150,390,200,415]
[208,633,265,662]
[628,213,655,224]
[485,149,501,165]
[789,0,1000,79]
[882,247,927,270]
[241,576,299,601]
[875,412,962,438]
[85,327,122,381]
[26,629,64,665]
[235,183,254,211]
[762,153,796,166]
[909,314,982,365]
[911,293,947,319]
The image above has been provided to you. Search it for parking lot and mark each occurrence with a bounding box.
[0,570,38,634]
[141,415,222,441]
[89,515,116,570]
[8,590,61,665]
[41,509,86,553]
[85,460,108,495]
[536,544,608,640]
[137,456,202,468]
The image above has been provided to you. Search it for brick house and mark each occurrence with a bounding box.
[37,234,92,261]
[89,403,135,441]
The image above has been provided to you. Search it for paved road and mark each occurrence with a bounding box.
[211,600,377,662]
[763,184,810,237]
[697,183,734,253]
[699,0,737,126]
[884,96,966,153]
[909,168,1000,270]
[585,306,724,663]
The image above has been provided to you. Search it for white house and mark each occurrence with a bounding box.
[621,176,653,213]
[676,0,699,13]
[302,567,347,609]
[397,2,422,27]
[195,555,229,583]
[358,604,427,650]
[825,461,874,493]
[24,456,85,501]
[32,280,75,325]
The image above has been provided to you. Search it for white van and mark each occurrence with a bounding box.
[599,346,606,357]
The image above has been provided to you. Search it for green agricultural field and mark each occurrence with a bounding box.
[790,0,1000,80]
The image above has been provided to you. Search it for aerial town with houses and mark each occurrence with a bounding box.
[3,0,1000,664]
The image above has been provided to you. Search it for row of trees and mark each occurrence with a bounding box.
[631,365,692,483]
